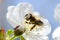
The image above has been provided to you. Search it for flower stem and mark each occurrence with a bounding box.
[10,35,15,40]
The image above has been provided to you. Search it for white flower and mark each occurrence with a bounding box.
[52,27,60,40]
[6,2,51,40]
[54,3,60,22]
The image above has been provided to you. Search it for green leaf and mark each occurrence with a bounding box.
[6,29,13,36]
[6,29,14,40]
[20,35,25,40]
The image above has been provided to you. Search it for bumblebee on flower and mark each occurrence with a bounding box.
[6,2,51,40]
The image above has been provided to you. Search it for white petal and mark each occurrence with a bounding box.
[33,11,40,16]
[12,2,34,28]
[22,33,49,40]
[52,26,60,40]
[7,6,15,12]
[54,3,60,22]
[16,2,34,14]
[40,18,51,36]
[6,2,34,28]
[6,6,18,27]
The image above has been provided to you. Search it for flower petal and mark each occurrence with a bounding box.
[22,33,49,40]
[52,26,60,40]
[6,2,34,28]
[54,3,60,22]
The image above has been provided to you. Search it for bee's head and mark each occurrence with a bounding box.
[25,13,32,20]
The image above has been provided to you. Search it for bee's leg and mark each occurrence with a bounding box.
[30,24,36,31]
[25,21,29,24]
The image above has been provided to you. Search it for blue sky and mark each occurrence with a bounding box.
[0,0,60,40]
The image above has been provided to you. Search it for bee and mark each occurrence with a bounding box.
[25,13,43,31]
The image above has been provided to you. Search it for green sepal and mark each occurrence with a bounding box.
[20,35,25,40]
[6,29,13,36]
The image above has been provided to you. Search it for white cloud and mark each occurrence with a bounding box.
[52,27,60,40]
[54,3,60,22]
